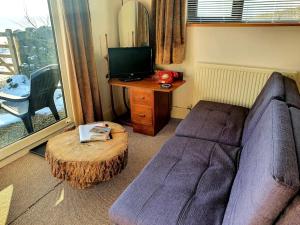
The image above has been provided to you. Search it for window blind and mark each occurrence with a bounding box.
[187,0,300,23]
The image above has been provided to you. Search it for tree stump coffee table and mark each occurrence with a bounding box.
[45,122,128,189]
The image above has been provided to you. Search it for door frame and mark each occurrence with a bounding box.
[0,0,75,168]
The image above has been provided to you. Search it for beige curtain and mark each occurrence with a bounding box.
[62,0,103,125]
[152,0,186,64]
[136,4,150,47]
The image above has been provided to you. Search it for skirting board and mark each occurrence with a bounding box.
[171,107,189,119]
[0,148,29,169]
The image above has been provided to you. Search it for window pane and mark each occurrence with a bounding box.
[188,0,300,23]
[243,0,300,22]
[197,0,234,17]
[0,0,67,149]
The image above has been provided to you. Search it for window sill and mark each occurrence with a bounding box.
[187,22,300,27]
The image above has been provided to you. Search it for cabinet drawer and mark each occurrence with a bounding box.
[131,105,153,126]
[131,88,153,106]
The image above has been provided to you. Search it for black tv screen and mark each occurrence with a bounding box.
[108,47,154,79]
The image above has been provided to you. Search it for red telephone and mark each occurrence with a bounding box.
[156,70,181,84]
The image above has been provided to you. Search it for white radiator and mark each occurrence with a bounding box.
[193,63,300,108]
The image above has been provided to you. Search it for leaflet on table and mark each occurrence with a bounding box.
[79,123,111,143]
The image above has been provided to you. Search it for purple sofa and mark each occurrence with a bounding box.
[109,72,300,225]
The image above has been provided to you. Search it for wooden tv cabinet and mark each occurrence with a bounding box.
[109,78,185,136]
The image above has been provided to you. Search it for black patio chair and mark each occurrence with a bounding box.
[0,64,61,133]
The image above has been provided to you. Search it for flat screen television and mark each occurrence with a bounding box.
[108,47,154,80]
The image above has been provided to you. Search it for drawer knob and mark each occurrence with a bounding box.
[138,114,146,118]
[141,96,145,100]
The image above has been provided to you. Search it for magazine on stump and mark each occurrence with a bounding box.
[79,123,111,143]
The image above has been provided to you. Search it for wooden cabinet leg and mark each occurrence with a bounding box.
[110,84,132,126]
[123,87,130,112]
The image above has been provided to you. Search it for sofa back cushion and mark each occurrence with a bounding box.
[222,100,300,225]
[242,72,285,146]
[275,107,300,225]
[284,77,300,109]
[290,107,300,160]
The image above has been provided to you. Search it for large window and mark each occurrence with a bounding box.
[0,0,68,149]
[188,0,300,24]
[0,0,72,157]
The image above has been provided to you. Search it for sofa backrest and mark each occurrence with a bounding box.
[289,107,300,170]
[222,100,300,225]
[284,77,300,109]
[275,107,300,225]
[242,72,285,146]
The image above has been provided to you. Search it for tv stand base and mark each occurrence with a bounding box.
[119,77,143,82]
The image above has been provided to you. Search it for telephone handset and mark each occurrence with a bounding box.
[156,70,180,84]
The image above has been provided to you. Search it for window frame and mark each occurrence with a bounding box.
[0,0,75,167]
[187,0,300,26]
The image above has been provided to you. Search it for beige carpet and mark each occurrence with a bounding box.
[0,119,180,225]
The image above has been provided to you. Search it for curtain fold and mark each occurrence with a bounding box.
[62,0,103,125]
[136,3,150,47]
[152,0,186,64]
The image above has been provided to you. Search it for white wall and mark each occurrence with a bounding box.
[186,27,300,71]
[89,0,151,120]
[89,0,124,120]
[136,0,300,118]
[159,26,300,118]
[89,0,300,119]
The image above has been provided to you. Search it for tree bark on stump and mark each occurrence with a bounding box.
[45,122,128,189]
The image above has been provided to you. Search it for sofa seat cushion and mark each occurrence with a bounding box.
[175,101,249,147]
[109,136,240,225]
[242,72,285,145]
[222,100,300,225]
[284,77,300,109]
